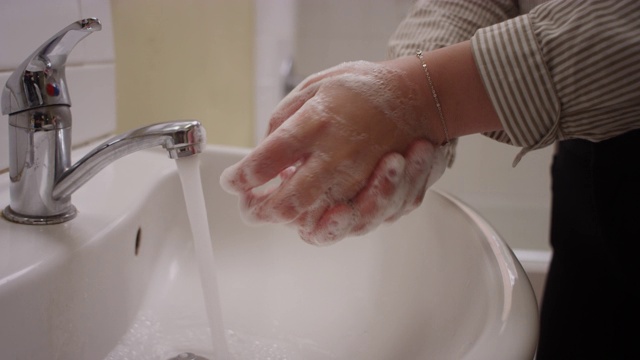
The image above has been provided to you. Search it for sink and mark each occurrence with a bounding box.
[0,143,539,360]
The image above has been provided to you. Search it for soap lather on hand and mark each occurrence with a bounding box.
[220,60,448,246]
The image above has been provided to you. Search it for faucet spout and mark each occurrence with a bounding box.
[53,120,206,201]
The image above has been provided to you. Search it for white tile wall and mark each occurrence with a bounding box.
[254,0,297,144]
[0,0,116,170]
[293,0,415,75]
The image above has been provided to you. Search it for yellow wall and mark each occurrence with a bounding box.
[110,0,254,147]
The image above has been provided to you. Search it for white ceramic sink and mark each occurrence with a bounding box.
[0,143,539,360]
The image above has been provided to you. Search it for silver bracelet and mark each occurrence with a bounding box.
[416,50,450,145]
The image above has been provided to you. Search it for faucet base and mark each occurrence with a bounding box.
[2,206,77,225]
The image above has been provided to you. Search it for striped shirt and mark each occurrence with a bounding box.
[389,0,640,165]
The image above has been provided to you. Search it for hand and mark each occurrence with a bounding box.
[220,60,447,244]
[296,140,447,244]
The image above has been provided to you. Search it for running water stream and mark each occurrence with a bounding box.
[176,156,231,359]
[105,154,325,359]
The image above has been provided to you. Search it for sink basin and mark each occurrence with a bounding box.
[0,143,539,359]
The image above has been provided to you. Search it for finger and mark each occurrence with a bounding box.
[220,101,324,194]
[300,202,354,246]
[246,153,339,224]
[350,154,406,236]
[279,165,297,181]
[266,62,363,136]
[235,187,277,224]
[356,153,406,222]
[266,82,319,135]
[385,141,448,223]
[293,61,366,95]
[236,165,313,225]
[248,120,383,224]
[308,153,406,242]
[425,143,448,189]
[395,140,434,216]
[295,200,334,245]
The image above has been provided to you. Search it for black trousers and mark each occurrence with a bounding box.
[536,130,640,359]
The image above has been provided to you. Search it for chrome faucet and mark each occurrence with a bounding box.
[1,18,206,225]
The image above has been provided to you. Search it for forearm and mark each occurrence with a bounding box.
[392,0,640,165]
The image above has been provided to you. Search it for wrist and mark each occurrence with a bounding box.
[385,41,503,143]
[381,56,450,145]
[416,50,450,145]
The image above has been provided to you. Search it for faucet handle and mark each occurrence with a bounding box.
[1,18,101,115]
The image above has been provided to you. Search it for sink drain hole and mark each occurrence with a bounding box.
[134,227,142,256]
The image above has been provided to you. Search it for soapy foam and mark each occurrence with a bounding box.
[225,140,447,245]
[301,153,407,244]
[220,163,250,195]
[304,141,448,243]
[306,203,355,245]
[219,60,447,244]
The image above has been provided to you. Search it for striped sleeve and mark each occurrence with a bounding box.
[472,0,640,165]
[389,0,518,56]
